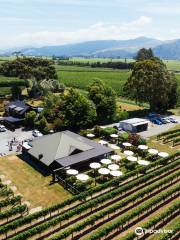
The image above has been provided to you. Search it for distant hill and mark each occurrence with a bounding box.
[1,37,180,59]
[153,39,180,59]
[1,37,161,58]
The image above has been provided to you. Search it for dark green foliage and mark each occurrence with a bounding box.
[135,48,154,61]
[24,111,37,129]
[88,79,117,123]
[99,127,118,138]
[11,85,22,99]
[0,57,57,80]
[44,88,97,130]
[124,58,178,112]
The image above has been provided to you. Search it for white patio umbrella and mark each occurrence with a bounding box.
[98,140,108,145]
[90,162,101,169]
[124,150,134,156]
[100,159,112,165]
[110,170,123,177]
[148,149,158,155]
[86,133,95,138]
[122,142,132,147]
[138,160,150,166]
[110,134,118,138]
[66,169,79,176]
[109,144,120,150]
[158,152,169,158]
[138,145,148,150]
[76,174,89,181]
[108,164,119,171]
[98,168,110,175]
[111,155,121,162]
[127,156,138,162]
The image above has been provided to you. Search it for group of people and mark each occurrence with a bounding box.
[8,137,22,152]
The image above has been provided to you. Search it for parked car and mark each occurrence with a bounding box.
[0,125,6,132]
[32,130,43,137]
[168,117,178,123]
[159,118,168,124]
[151,119,162,125]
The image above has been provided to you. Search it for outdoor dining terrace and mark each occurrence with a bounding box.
[56,126,170,193]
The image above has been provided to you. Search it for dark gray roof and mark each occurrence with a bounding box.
[28,131,112,167]
[6,100,30,115]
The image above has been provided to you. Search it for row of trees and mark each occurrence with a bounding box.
[58,60,134,70]
[26,79,118,131]
[0,57,57,80]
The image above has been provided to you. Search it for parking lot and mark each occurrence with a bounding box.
[0,128,33,155]
[139,115,180,138]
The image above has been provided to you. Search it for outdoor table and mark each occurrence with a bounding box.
[90,162,101,169]
[86,133,95,138]
[110,134,118,138]
[76,174,89,181]
[98,168,110,175]
[138,145,148,150]
[66,169,79,176]
[109,144,120,150]
[124,150,134,156]
[148,148,158,155]
[122,142,132,147]
[127,156,138,162]
[108,164,119,171]
[137,160,150,166]
[158,152,169,158]
[110,170,123,177]
[111,155,121,162]
[98,140,108,145]
[100,159,112,165]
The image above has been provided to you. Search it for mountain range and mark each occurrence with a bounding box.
[1,37,180,59]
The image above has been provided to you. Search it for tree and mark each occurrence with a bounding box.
[88,80,116,123]
[124,58,178,112]
[46,88,97,130]
[24,111,36,129]
[135,48,154,61]
[11,86,22,99]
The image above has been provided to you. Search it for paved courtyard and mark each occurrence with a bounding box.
[0,128,33,155]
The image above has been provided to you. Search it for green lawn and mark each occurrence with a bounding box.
[0,155,71,208]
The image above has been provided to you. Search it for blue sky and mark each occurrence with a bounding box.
[0,0,180,49]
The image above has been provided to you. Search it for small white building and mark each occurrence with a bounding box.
[119,118,149,133]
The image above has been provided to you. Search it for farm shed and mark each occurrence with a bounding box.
[119,118,149,133]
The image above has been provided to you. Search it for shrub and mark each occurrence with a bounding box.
[99,127,118,138]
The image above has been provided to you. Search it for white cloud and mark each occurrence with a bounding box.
[1,16,152,49]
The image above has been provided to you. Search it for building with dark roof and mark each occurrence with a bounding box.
[5,100,31,118]
[25,131,113,170]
